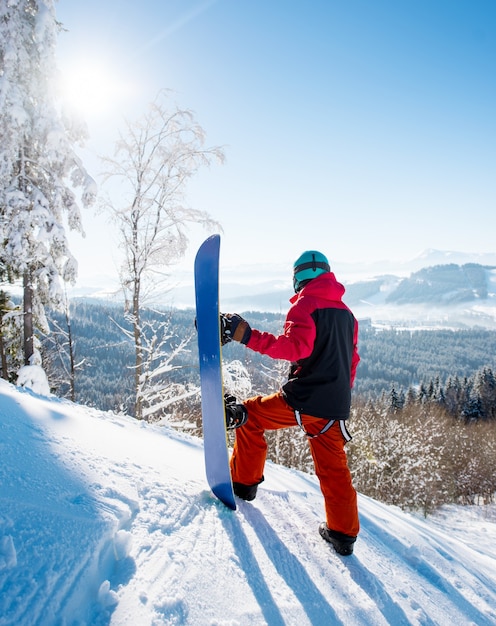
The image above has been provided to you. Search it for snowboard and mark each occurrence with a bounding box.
[194,234,236,510]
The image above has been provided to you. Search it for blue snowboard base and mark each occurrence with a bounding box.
[194,235,236,510]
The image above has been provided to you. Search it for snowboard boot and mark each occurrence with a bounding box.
[224,394,248,429]
[319,523,356,556]
[233,482,258,501]
[232,479,263,501]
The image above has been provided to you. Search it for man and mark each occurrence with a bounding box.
[221,250,360,556]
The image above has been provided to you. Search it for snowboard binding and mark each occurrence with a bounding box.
[224,394,248,429]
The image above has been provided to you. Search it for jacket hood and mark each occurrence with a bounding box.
[289,272,345,305]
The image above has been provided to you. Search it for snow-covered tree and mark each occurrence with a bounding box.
[223,359,253,400]
[0,0,95,370]
[100,91,224,419]
[42,291,85,402]
[111,308,197,421]
[347,400,450,514]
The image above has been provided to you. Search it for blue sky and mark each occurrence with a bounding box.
[55,0,496,285]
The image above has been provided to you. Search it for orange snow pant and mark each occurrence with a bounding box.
[230,392,360,537]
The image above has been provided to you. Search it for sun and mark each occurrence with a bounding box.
[59,58,131,119]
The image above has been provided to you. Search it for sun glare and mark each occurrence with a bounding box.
[59,60,131,118]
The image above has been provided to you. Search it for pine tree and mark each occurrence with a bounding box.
[0,0,95,371]
[474,367,496,420]
[389,386,404,412]
[444,375,461,415]
[405,386,417,405]
[417,382,428,404]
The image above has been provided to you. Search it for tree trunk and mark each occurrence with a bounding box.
[0,292,8,379]
[23,272,34,365]
[65,302,76,402]
[0,331,7,380]
[133,277,143,419]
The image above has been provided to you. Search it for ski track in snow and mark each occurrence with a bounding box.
[1,380,496,625]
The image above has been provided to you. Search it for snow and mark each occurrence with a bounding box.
[1,379,496,626]
[16,364,51,397]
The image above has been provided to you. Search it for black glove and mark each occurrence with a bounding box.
[224,393,248,429]
[220,313,252,345]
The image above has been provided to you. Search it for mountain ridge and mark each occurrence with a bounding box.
[69,249,496,329]
[217,263,496,329]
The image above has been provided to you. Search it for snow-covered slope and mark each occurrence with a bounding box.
[1,380,496,625]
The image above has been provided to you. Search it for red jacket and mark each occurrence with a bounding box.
[246,272,359,419]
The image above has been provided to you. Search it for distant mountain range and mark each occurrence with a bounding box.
[210,254,496,330]
[346,263,496,306]
[71,249,496,329]
[336,248,496,280]
[170,260,496,330]
[344,263,496,330]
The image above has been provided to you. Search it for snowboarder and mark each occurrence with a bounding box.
[221,250,360,555]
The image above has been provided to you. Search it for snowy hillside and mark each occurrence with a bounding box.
[1,380,496,626]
